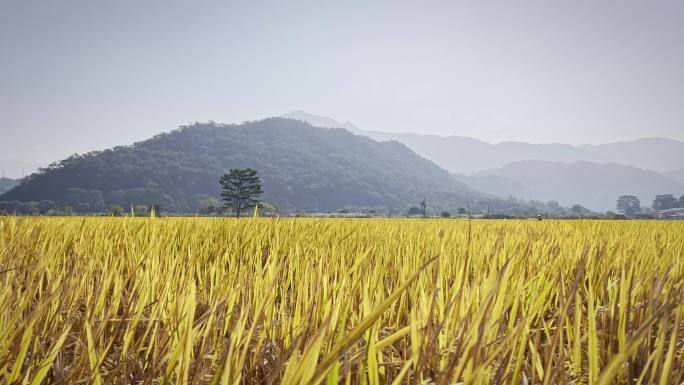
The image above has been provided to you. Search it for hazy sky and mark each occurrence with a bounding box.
[1,0,683,164]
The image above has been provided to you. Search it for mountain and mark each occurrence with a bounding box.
[280,111,594,173]
[0,159,43,179]
[0,178,19,195]
[281,110,361,133]
[0,118,484,213]
[360,132,605,174]
[361,131,684,174]
[284,111,684,174]
[664,168,684,184]
[452,174,533,201]
[579,138,684,172]
[475,160,684,211]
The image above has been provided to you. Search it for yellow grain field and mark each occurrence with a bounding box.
[1,217,683,384]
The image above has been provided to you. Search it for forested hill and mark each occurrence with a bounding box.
[1,118,484,212]
[0,178,19,195]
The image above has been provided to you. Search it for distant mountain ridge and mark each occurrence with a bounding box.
[579,138,684,173]
[282,112,684,212]
[283,111,684,174]
[361,132,611,174]
[361,133,684,174]
[665,168,684,184]
[282,110,361,133]
[1,118,485,212]
[473,160,684,211]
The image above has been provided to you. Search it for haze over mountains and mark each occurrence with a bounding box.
[467,161,684,211]
[287,111,684,173]
[282,111,361,134]
[665,169,684,185]
[1,118,487,213]
[2,110,682,213]
[285,111,684,211]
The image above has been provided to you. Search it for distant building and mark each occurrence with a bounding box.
[657,208,684,220]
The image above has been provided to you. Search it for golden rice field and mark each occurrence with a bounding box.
[1,217,683,385]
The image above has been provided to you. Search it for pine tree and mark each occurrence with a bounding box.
[219,168,263,218]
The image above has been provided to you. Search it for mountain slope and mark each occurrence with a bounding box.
[361,131,684,174]
[580,138,684,172]
[281,110,361,133]
[361,131,609,174]
[0,178,19,195]
[452,174,533,201]
[476,160,684,211]
[664,168,684,184]
[282,112,684,174]
[1,118,483,212]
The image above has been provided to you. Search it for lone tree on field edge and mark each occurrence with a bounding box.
[220,168,263,218]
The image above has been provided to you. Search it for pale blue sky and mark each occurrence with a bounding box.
[1,0,683,164]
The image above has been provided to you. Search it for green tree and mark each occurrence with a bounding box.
[652,194,678,211]
[457,207,467,215]
[220,168,263,218]
[440,210,450,218]
[570,204,587,215]
[616,195,640,217]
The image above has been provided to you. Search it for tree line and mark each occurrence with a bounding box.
[616,194,684,217]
